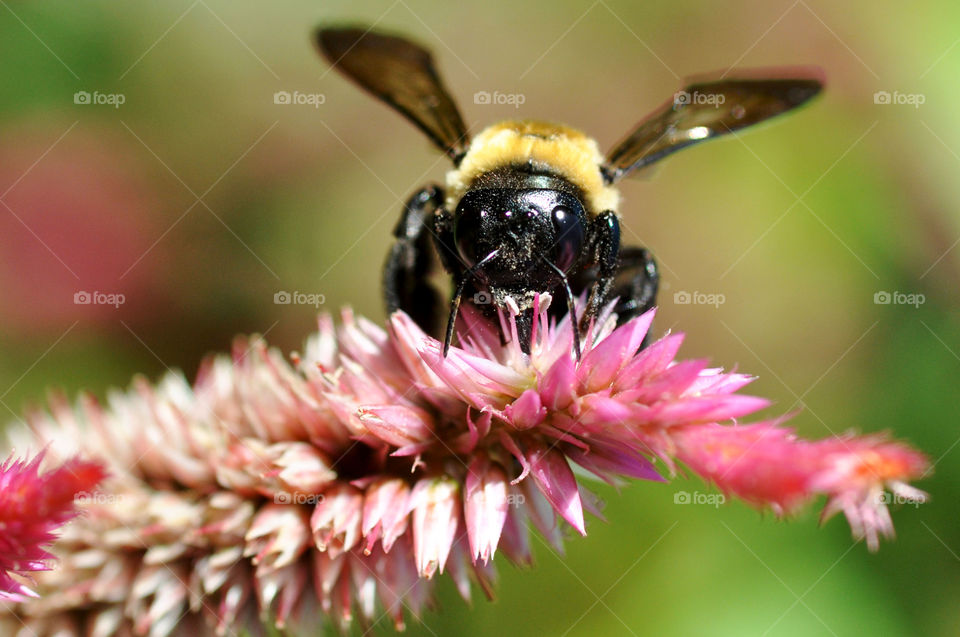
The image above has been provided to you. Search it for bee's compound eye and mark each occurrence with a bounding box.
[454,208,486,267]
[551,205,585,272]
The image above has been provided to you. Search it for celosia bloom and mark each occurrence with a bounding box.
[0,298,928,635]
[0,451,105,602]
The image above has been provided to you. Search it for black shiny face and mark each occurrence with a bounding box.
[453,187,587,292]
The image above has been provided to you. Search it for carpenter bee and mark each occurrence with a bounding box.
[316,27,822,358]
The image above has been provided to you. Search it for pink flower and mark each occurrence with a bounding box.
[0,298,928,635]
[0,451,105,602]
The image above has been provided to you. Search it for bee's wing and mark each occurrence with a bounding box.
[603,70,823,182]
[316,27,470,163]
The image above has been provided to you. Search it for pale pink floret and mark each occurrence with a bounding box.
[409,477,460,579]
[360,477,410,554]
[0,299,928,635]
[464,455,510,564]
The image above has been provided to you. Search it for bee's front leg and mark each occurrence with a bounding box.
[579,210,621,332]
[611,246,658,324]
[383,185,446,335]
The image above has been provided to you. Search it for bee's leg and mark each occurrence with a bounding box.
[610,246,659,325]
[569,244,659,348]
[579,210,621,332]
[383,185,446,335]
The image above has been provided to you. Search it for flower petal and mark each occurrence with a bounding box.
[409,477,460,578]
[504,389,546,430]
[580,309,655,391]
[360,477,410,554]
[358,404,435,447]
[565,439,663,484]
[310,484,363,558]
[652,395,771,426]
[464,456,509,564]
[539,354,577,411]
[614,332,685,390]
[525,440,586,536]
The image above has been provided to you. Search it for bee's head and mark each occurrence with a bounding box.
[453,186,587,298]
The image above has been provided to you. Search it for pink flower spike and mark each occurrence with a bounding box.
[0,295,929,634]
[0,451,105,602]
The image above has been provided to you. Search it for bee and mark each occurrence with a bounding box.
[316,27,822,358]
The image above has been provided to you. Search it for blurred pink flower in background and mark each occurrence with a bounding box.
[0,451,105,602]
[0,299,928,635]
[0,127,167,333]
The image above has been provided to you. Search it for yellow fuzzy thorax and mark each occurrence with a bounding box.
[445,120,619,215]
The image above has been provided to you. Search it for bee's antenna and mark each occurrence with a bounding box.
[442,250,499,357]
[546,261,582,361]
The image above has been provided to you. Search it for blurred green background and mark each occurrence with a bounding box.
[0,1,956,635]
